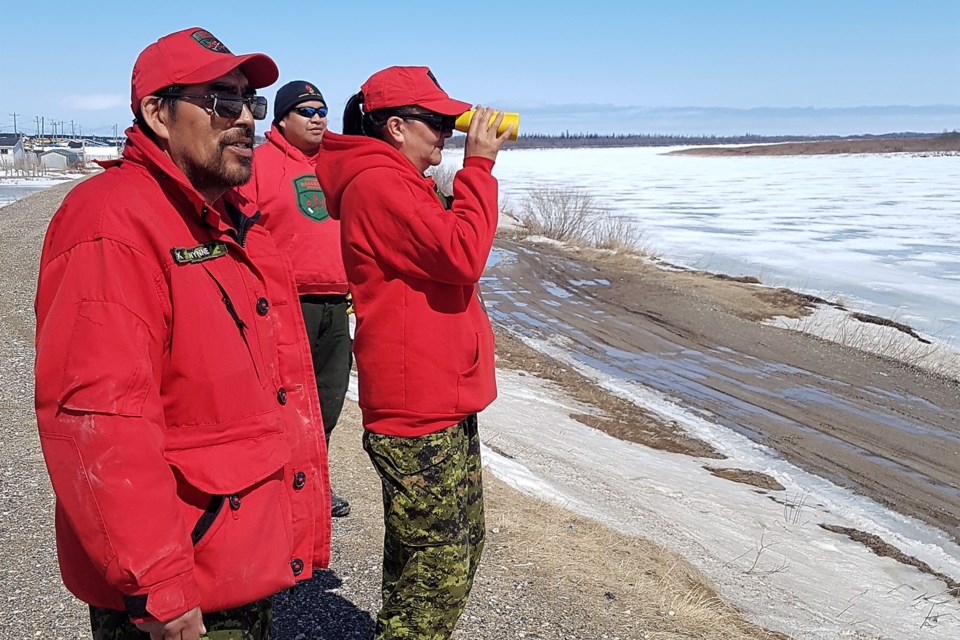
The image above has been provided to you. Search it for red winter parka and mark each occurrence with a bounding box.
[315,132,498,436]
[236,125,346,295]
[34,125,331,623]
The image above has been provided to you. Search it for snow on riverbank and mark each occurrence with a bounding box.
[479,365,960,639]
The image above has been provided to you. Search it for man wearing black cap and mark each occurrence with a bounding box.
[238,81,352,518]
[34,29,331,639]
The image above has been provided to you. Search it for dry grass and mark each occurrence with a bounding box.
[776,307,960,380]
[669,133,960,157]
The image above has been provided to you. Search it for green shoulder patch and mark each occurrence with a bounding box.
[171,241,229,264]
[294,174,329,222]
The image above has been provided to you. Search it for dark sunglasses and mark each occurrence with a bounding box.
[158,92,269,120]
[294,106,329,119]
[402,113,456,133]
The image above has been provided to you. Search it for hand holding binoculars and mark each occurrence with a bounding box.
[455,109,520,141]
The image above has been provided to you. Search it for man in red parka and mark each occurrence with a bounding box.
[33,28,330,640]
[236,80,352,518]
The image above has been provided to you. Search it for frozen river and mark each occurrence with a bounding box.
[448,146,960,346]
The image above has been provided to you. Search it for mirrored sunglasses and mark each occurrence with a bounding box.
[294,106,329,119]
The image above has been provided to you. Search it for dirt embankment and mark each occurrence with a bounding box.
[669,132,960,156]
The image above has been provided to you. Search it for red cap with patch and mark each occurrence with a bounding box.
[361,66,471,116]
[131,27,279,114]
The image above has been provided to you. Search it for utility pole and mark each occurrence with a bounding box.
[9,113,19,134]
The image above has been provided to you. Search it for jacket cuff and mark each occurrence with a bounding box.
[125,571,202,623]
[463,156,495,172]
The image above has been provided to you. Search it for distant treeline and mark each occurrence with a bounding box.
[445,131,949,150]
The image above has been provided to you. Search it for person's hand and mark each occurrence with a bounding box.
[463,105,514,163]
[134,606,206,640]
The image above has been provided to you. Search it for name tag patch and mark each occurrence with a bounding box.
[171,241,229,264]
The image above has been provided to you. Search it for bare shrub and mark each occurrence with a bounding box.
[517,187,646,254]
[1,154,45,178]
[591,212,644,252]
[519,187,598,243]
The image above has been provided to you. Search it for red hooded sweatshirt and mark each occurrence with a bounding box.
[236,124,347,295]
[35,125,330,622]
[316,132,498,436]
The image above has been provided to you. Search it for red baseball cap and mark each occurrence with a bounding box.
[361,66,471,116]
[131,28,279,114]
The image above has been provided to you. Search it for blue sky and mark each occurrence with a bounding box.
[2,1,959,137]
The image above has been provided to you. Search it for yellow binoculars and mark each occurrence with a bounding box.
[454,110,520,140]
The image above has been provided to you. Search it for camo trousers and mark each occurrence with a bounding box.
[88,597,272,639]
[363,414,485,640]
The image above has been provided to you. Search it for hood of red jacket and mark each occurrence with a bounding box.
[264,123,321,165]
[316,131,438,222]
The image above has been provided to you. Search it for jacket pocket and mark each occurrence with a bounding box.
[188,471,296,612]
[171,435,297,611]
[456,330,497,413]
[189,495,226,552]
[164,420,289,496]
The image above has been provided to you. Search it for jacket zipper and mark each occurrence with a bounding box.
[202,265,263,383]
[228,204,262,248]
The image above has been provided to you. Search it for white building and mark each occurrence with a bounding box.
[0,134,25,166]
[39,149,81,170]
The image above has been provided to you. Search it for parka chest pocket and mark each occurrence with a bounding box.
[164,256,278,430]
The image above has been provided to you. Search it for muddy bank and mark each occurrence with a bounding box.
[484,239,960,541]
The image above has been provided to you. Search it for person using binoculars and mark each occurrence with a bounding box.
[315,65,513,639]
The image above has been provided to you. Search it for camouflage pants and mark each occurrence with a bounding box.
[89,597,272,639]
[363,415,485,640]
